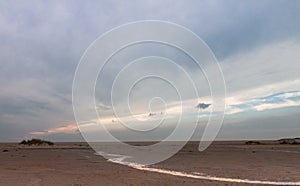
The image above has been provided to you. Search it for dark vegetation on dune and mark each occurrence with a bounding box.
[245,141,261,145]
[278,138,300,145]
[245,138,300,145]
[19,139,54,146]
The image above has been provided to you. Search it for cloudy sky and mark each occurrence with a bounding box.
[1,0,300,142]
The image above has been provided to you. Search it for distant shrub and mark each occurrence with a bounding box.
[245,141,261,145]
[19,139,54,146]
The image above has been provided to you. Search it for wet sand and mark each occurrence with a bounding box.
[0,141,299,186]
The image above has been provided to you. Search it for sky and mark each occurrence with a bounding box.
[0,0,300,142]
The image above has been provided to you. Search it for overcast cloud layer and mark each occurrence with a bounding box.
[0,0,300,142]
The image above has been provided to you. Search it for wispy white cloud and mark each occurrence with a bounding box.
[29,124,78,136]
[253,100,300,112]
[226,90,300,114]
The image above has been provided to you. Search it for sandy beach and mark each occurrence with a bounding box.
[0,141,300,186]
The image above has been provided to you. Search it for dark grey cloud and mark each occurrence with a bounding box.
[196,103,211,110]
[202,1,300,60]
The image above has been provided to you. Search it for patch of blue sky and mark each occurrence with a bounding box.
[231,103,253,110]
[252,90,300,104]
[288,96,300,101]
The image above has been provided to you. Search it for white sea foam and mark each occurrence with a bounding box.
[96,151,300,185]
[129,165,300,185]
[262,149,300,154]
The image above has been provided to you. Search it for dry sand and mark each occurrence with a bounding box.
[0,141,299,186]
